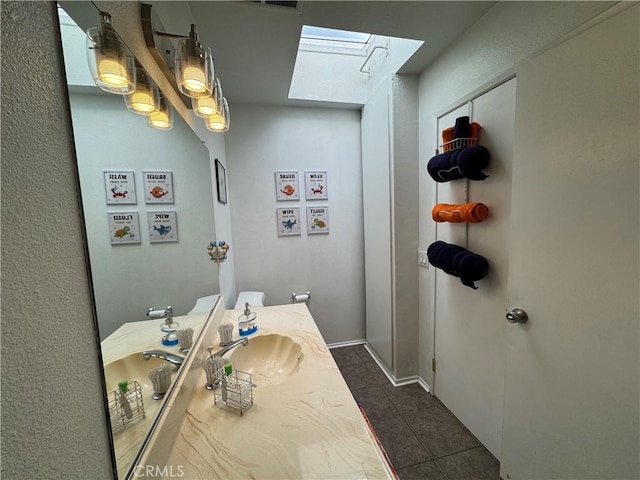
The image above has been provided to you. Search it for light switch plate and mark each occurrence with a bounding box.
[418,250,429,267]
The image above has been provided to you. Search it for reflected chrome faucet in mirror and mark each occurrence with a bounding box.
[142,350,185,366]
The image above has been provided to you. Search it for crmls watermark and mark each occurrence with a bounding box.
[133,465,185,478]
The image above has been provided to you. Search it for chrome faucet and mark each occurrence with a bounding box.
[142,350,185,367]
[210,337,248,358]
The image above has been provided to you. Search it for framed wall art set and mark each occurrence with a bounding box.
[103,170,178,245]
[274,170,329,236]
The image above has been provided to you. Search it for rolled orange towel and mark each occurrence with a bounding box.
[470,122,482,139]
[432,202,490,223]
[442,127,455,151]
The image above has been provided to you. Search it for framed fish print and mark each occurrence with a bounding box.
[307,206,329,234]
[108,212,140,245]
[143,170,174,204]
[147,211,178,243]
[104,170,136,204]
[304,170,328,200]
[277,207,301,236]
[275,171,300,201]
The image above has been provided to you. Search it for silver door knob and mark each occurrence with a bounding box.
[506,308,528,323]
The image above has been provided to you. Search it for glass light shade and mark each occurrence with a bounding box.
[86,13,135,94]
[192,78,223,117]
[124,68,160,115]
[205,97,230,133]
[148,95,173,131]
[175,26,214,98]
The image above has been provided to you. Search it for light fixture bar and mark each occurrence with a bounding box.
[140,3,191,109]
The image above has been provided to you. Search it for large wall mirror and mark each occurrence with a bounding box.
[57,3,220,478]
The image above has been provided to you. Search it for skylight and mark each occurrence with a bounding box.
[290,24,424,105]
[299,25,372,56]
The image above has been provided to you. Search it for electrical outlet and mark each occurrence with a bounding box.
[418,250,429,267]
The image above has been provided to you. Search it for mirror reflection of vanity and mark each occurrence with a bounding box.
[57,4,220,478]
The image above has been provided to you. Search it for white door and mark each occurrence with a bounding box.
[433,78,516,459]
[501,6,639,480]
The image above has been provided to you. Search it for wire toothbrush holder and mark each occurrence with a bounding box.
[108,380,145,431]
[213,368,254,415]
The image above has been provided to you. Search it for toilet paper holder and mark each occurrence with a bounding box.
[292,291,311,304]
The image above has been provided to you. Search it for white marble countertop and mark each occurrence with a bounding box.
[101,313,209,365]
[165,304,395,479]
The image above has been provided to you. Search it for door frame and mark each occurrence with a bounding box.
[429,70,517,397]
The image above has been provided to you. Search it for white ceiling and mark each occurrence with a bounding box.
[148,1,497,108]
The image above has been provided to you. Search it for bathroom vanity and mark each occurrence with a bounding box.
[135,303,396,479]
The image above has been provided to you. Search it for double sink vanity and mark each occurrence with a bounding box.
[102,300,395,479]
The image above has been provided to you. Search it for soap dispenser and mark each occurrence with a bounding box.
[238,302,257,336]
[149,306,178,346]
[160,316,179,346]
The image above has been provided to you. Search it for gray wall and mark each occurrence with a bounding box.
[390,74,420,378]
[1,2,113,478]
[225,105,365,344]
[70,93,219,338]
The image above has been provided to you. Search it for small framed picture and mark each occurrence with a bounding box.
[307,206,329,234]
[104,170,136,204]
[147,211,178,243]
[304,170,328,200]
[143,170,174,203]
[107,212,140,245]
[215,159,227,204]
[275,171,300,201]
[277,207,301,236]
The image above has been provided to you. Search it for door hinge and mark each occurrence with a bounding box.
[431,358,436,372]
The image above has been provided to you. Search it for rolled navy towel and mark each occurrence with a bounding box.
[453,116,471,139]
[428,149,464,182]
[427,145,490,182]
[427,241,467,277]
[427,240,489,290]
[455,145,490,181]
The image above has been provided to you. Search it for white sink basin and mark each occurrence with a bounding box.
[104,352,177,407]
[230,334,303,386]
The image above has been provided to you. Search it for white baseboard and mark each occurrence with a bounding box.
[416,376,431,393]
[361,344,433,392]
[329,341,433,393]
[327,339,366,349]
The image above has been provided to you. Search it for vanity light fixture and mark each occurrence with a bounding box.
[204,97,230,133]
[148,94,173,131]
[193,78,223,118]
[125,65,160,115]
[86,11,136,94]
[140,3,230,131]
[175,24,215,98]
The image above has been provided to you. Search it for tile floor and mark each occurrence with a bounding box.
[331,344,501,480]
